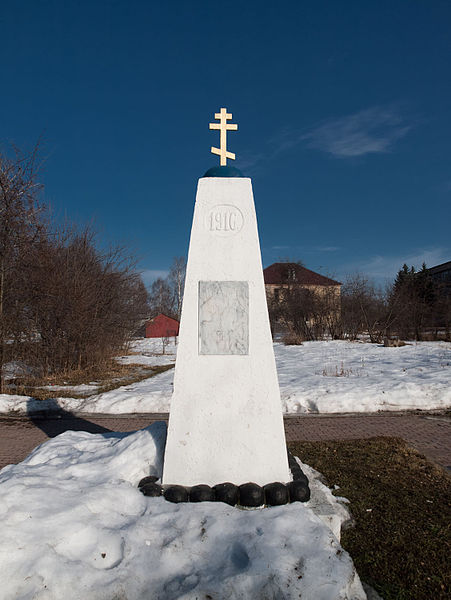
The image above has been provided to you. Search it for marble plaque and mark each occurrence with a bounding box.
[198,281,249,355]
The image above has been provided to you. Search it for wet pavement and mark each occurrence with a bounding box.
[1,411,449,474]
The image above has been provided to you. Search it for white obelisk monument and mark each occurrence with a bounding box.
[162,108,290,487]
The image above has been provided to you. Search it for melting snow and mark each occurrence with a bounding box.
[0,422,366,599]
[0,339,449,415]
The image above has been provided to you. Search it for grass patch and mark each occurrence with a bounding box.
[288,437,450,600]
[8,363,174,400]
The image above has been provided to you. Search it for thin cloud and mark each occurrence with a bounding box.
[314,246,340,252]
[302,106,412,158]
[140,269,169,286]
[339,248,449,284]
[268,245,339,254]
[240,105,413,171]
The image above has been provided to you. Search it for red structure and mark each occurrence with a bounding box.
[145,314,180,338]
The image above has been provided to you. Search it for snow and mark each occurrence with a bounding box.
[0,422,365,599]
[116,338,177,367]
[276,340,451,413]
[0,339,449,415]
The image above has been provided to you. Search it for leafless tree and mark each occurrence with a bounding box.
[168,256,186,320]
[267,261,341,342]
[0,144,45,391]
[148,256,187,320]
[148,277,175,318]
[340,274,402,342]
[27,227,149,377]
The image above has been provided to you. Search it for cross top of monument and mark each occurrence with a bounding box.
[209,108,238,166]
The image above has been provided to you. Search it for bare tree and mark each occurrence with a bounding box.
[148,277,175,318]
[168,256,186,320]
[267,261,341,342]
[340,274,396,342]
[148,256,187,320]
[0,144,44,391]
[27,226,149,377]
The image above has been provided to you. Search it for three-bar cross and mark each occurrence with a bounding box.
[209,108,238,166]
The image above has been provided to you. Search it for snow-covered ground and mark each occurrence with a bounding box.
[277,340,451,413]
[0,339,450,414]
[0,422,365,599]
[116,337,177,367]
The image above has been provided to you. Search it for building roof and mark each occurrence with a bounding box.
[263,263,341,287]
[428,260,451,275]
[146,313,180,324]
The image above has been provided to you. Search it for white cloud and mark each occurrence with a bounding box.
[302,106,412,158]
[241,105,413,170]
[338,248,449,284]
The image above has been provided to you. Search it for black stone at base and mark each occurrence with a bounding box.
[138,475,159,488]
[288,451,309,485]
[189,484,215,502]
[264,482,289,506]
[138,452,311,505]
[140,482,163,497]
[291,465,309,485]
[213,482,239,506]
[164,485,189,503]
[239,482,265,507]
[287,480,311,503]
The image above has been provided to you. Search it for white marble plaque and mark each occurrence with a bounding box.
[199,281,249,355]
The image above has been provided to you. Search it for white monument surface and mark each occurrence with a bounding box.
[162,109,290,487]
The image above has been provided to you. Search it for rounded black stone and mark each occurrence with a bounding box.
[203,165,244,178]
[287,480,311,503]
[213,482,239,506]
[239,482,265,507]
[287,451,297,465]
[164,485,189,503]
[189,484,215,502]
[138,475,159,488]
[263,482,289,506]
[140,482,162,497]
[290,465,309,485]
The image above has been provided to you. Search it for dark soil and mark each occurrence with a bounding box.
[288,437,451,600]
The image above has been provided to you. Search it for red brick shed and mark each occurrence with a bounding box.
[145,314,180,338]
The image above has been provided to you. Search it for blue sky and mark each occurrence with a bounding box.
[2,1,450,287]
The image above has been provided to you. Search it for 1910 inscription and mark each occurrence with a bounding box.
[205,204,243,235]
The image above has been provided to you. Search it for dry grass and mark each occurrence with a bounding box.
[288,437,451,600]
[7,362,174,400]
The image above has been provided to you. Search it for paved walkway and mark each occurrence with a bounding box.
[0,412,450,473]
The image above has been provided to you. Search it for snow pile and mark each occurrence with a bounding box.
[0,423,365,600]
[1,339,449,415]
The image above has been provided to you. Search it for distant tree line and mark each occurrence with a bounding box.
[268,263,451,344]
[146,254,450,345]
[0,144,149,392]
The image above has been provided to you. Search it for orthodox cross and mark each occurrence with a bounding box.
[209,108,238,166]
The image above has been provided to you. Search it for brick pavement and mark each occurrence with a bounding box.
[0,412,450,473]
